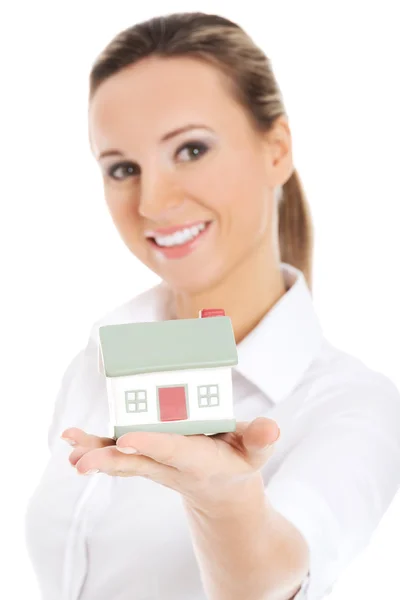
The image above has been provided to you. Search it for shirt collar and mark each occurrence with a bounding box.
[234,263,324,403]
[93,264,323,405]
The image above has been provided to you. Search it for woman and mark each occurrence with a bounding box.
[25,11,400,600]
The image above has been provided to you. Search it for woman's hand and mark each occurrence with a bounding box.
[61,418,280,509]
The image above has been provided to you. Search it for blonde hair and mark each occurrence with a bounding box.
[89,12,314,289]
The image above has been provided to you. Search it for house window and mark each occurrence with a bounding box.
[197,384,220,408]
[125,390,148,413]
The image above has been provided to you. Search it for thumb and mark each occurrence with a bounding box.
[242,417,280,466]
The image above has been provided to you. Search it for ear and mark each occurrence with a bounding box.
[262,115,294,187]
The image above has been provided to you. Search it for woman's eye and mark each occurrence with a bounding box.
[176,141,209,162]
[107,162,140,181]
[106,142,209,181]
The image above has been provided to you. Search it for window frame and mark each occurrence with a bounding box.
[125,389,148,413]
[197,384,220,408]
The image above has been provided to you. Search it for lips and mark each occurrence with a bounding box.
[146,220,213,260]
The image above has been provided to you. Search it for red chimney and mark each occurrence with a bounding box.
[199,308,226,318]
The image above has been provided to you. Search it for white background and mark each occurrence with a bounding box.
[1,1,399,598]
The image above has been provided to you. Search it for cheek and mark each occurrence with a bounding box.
[106,193,142,242]
[184,154,269,230]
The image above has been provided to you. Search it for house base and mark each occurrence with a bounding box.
[113,418,236,439]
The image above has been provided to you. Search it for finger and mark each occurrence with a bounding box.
[243,418,280,449]
[211,421,249,446]
[61,427,116,449]
[212,419,273,454]
[242,417,280,467]
[69,446,90,467]
[115,431,211,471]
[74,444,176,481]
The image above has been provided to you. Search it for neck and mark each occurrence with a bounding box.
[169,242,286,344]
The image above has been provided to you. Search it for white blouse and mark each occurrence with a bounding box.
[24,263,400,600]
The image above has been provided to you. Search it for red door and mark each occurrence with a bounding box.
[158,386,188,422]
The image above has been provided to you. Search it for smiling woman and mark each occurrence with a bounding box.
[24,10,400,600]
[86,31,305,302]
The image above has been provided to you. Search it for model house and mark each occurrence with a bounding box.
[98,308,238,439]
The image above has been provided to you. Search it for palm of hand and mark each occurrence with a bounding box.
[62,417,280,507]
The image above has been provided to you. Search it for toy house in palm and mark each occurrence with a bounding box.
[98,309,238,439]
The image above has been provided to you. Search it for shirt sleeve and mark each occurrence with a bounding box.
[265,374,400,600]
[47,347,87,453]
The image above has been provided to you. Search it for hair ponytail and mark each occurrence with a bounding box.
[278,169,314,290]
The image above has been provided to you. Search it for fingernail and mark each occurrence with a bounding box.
[116,446,138,454]
[61,437,77,446]
[81,469,100,475]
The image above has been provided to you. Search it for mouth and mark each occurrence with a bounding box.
[145,220,213,259]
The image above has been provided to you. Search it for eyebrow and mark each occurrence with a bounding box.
[98,124,213,160]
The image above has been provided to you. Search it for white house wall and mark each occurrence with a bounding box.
[108,367,233,426]
[105,377,116,423]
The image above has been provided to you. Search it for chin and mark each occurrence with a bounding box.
[160,264,225,296]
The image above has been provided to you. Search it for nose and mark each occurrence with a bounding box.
[138,169,184,221]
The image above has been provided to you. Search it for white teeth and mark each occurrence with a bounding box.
[153,222,207,247]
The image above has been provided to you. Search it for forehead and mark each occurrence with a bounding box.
[88,56,240,148]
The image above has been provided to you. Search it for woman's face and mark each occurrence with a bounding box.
[88,55,291,293]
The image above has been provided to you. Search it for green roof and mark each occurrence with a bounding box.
[98,316,238,377]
